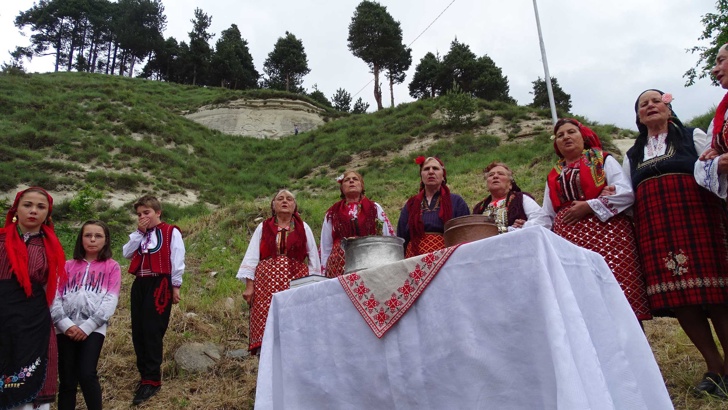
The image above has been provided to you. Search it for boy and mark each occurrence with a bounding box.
[122,195,185,405]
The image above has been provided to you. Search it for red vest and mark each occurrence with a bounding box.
[128,222,178,275]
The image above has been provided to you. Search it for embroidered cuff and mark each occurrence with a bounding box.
[588,198,616,222]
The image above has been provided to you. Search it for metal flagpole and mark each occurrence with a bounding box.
[531,0,558,125]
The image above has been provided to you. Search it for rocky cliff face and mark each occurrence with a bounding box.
[185,98,326,139]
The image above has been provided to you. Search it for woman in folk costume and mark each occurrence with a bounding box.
[0,187,66,410]
[472,161,540,233]
[320,171,394,277]
[396,156,469,257]
[236,189,321,354]
[697,43,728,195]
[526,119,651,323]
[626,89,728,398]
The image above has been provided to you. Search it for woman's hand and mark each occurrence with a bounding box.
[700,147,720,161]
[172,287,181,304]
[65,325,88,342]
[512,219,526,229]
[562,201,593,225]
[243,279,255,306]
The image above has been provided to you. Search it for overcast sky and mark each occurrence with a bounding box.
[1,0,725,130]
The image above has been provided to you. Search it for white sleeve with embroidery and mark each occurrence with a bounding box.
[320,217,334,273]
[170,228,186,287]
[303,222,322,275]
[122,230,144,259]
[587,156,634,222]
[695,126,728,198]
[375,203,395,236]
[523,185,555,230]
[237,223,263,281]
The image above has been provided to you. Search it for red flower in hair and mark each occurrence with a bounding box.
[414,156,425,165]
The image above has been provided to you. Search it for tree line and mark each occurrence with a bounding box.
[8,0,577,113]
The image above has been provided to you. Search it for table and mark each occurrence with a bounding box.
[255,226,673,409]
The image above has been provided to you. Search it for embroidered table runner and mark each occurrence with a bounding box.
[338,245,460,338]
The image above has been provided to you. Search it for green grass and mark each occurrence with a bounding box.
[3,70,723,409]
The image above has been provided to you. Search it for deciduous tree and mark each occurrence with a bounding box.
[685,0,728,86]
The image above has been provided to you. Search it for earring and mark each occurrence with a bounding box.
[12,216,17,223]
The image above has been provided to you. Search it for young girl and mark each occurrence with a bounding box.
[51,220,121,410]
[0,187,66,410]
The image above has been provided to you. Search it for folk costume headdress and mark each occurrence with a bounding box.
[547,119,608,211]
[260,190,308,262]
[405,156,453,250]
[326,171,378,240]
[4,187,67,305]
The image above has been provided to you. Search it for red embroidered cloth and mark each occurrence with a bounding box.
[338,245,460,338]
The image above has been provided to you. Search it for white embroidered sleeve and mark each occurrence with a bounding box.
[320,217,334,273]
[122,230,144,259]
[694,127,728,198]
[170,228,186,287]
[237,224,263,281]
[304,223,322,275]
[587,156,634,222]
[375,203,395,236]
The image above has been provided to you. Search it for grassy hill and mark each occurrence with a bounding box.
[1,71,724,409]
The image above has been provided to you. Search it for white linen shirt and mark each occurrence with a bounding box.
[696,118,728,198]
[122,225,185,287]
[526,156,634,229]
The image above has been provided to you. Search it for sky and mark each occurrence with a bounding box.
[1,0,726,130]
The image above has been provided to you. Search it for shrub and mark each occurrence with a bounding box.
[440,83,477,128]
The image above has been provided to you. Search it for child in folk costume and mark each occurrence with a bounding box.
[0,187,66,410]
[237,189,320,354]
[122,195,185,405]
[51,220,120,410]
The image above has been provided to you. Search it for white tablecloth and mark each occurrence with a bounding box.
[254,226,672,410]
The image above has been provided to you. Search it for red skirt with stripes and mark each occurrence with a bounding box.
[405,233,445,258]
[553,204,652,320]
[633,174,728,314]
[249,256,308,351]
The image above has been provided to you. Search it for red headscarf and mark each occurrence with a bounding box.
[4,187,67,305]
[552,118,602,158]
[406,156,453,250]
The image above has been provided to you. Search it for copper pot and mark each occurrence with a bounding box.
[443,215,498,247]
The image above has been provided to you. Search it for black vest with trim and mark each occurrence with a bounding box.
[626,124,698,188]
